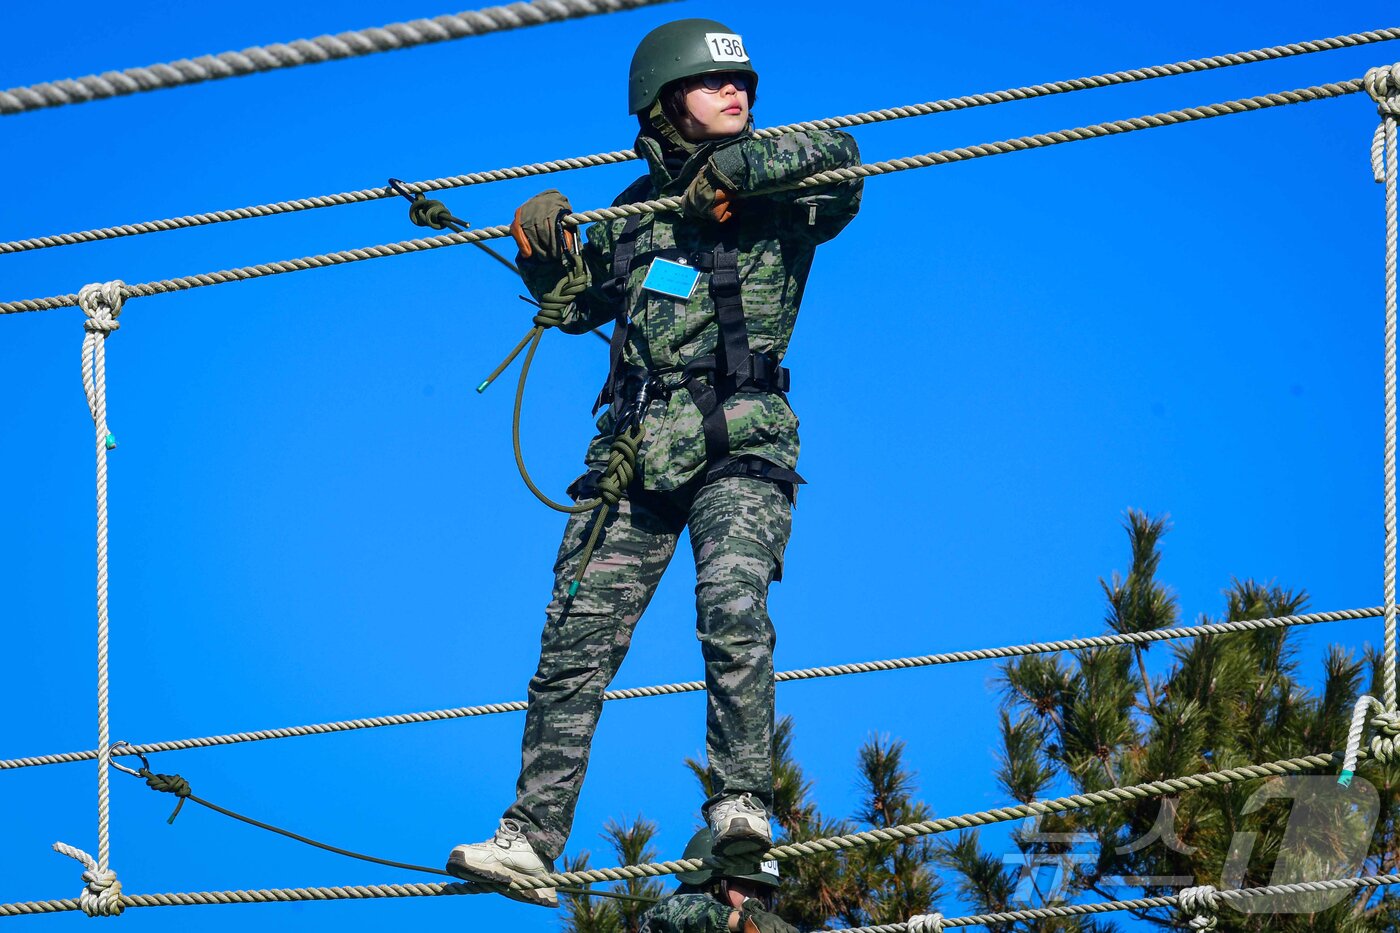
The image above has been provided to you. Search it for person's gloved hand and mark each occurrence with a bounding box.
[522,255,589,328]
[408,195,453,230]
[682,165,735,224]
[737,899,798,933]
[512,189,576,261]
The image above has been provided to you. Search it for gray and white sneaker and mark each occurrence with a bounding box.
[706,793,772,856]
[446,818,558,908]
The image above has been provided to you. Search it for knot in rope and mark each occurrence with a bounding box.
[78,280,125,333]
[595,425,644,507]
[1177,885,1218,931]
[1369,709,1400,763]
[142,769,191,797]
[52,842,124,917]
[906,911,945,933]
[1364,64,1400,183]
[408,196,453,230]
[80,867,124,917]
[139,768,192,823]
[532,304,567,329]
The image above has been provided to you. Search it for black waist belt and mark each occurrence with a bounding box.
[598,213,799,485]
[612,351,791,478]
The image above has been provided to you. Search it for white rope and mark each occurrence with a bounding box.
[77,280,124,880]
[6,28,1398,254]
[0,605,1371,771]
[1177,885,1219,931]
[1340,64,1400,786]
[0,77,1370,317]
[51,841,123,917]
[0,0,676,116]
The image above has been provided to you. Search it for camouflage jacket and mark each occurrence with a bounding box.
[558,128,863,492]
[638,892,733,933]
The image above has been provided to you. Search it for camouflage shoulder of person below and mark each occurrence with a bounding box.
[639,892,733,933]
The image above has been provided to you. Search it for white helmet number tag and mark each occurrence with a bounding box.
[704,33,749,63]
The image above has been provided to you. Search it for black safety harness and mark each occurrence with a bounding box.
[592,212,802,490]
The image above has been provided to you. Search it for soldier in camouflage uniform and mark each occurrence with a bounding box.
[639,829,797,933]
[446,18,862,907]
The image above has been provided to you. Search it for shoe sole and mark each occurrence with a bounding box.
[712,819,771,857]
[446,852,558,908]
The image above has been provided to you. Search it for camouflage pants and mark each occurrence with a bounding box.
[504,474,792,860]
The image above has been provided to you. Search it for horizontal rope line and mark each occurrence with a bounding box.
[0,750,1354,914]
[7,867,1390,921]
[0,0,676,117]
[0,606,1373,770]
[516,752,1347,890]
[4,28,1395,253]
[835,873,1400,932]
[0,77,1367,317]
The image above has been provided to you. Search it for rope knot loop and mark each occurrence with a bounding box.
[1364,63,1400,109]
[1363,64,1400,183]
[408,196,453,230]
[143,770,191,798]
[1369,709,1400,763]
[1177,885,1218,931]
[52,842,124,917]
[138,768,193,823]
[595,424,644,507]
[906,912,945,933]
[78,280,126,333]
[80,867,124,917]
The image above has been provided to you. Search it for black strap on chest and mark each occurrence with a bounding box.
[594,213,645,415]
[598,217,793,480]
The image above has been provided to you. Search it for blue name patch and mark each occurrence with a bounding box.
[641,258,701,301]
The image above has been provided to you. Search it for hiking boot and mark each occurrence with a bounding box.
[446,818,558,908]
[706,793,772,856]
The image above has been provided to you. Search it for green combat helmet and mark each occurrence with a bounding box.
[674,828,781,888]
[628,18,759,114]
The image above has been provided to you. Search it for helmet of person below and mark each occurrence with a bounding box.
[673,828,781,888]
[628,18,759,115]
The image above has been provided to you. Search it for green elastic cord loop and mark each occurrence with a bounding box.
[1338,770,1354,787]
[104,433,118,450]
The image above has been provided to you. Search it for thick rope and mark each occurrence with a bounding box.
[0,78,1369,317]
[1339,65,1400,785]
[0,606,1371,771]
[835,874,1400,932]
[0,0,676,117]
[6,29,1397,254]
[0,751,1359,916]
[49,843,123,918]
[11,873,1396,922]
[77,281,124,880]
[1177,885,1219,931]
[1,605,1372,771]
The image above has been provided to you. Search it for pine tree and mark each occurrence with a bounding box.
[561,817,665,933]
[976,510,1400,930]
[563,509,1399,931]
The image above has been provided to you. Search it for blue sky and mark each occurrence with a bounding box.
[1,0,1395,929]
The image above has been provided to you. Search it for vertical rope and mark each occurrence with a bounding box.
[1343,66,1400,785]
[77,281,125,873]
[1380,67,1400,712]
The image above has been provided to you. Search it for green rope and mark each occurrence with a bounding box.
[402,189,644,595]
[118,758,656,904]
[491,303,646,596]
